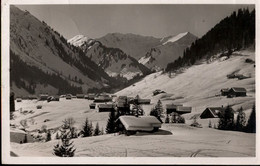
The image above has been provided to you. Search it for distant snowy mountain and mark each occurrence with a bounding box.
[138,32,197,71]
[10,6,117,96]
[98,32,197,71]
[68,35,93,47]
[71,37,151,80]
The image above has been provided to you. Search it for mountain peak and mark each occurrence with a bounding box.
[68,35,92,47]
[162,32,191,45]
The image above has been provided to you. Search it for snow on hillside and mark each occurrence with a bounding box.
[162,32,188,45]
[68,35,93,47]
[9,49,255,158]
[138,56,152,65]
[139,32,197,70]
[116,49,255,120]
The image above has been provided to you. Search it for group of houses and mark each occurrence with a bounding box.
[220,87,247,97]
[90,95,151,114]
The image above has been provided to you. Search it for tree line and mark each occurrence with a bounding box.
[10,50,83,95]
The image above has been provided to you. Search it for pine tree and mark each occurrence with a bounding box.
[246,104,256,133]
[23,134,28,143]
[10,92,15,120]
[55,132,60,139]
[46,130,52,142]
[106,108,116,134]
[218,105,235,130]
[93,122,101,136]
[155,100,164,117]
[53,120,76,157]
[165,114,170,123]
[81,118,93,137]
[236,107,246,131]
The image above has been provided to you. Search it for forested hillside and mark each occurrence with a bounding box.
[166,8,255,72]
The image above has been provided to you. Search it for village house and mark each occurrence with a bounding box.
[116,116,162,135]
[166,104,187,114]
[10,128,34,143]
[200,107,225,119]
[98,103,115,112]
[228,87,247,97]
[76,94,85,99]
[87,93,96,100]
[89,103,96,109]
[220,88,229,96]
[39,94,48,101]
[94,94,113,102]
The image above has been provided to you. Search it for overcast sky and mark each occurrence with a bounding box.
[16,4,255,40]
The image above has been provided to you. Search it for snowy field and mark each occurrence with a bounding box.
[11,124,255,157]
[10,49,256,157]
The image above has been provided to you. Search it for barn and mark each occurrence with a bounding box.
[116,116,162,135]
[228,87,247,97]
[98,104,115,112]
[10,128,34,143]
[200,107,225,119]
[220,88,229,96]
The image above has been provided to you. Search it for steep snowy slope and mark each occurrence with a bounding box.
[10,6,116,96]
[69,36,151,80]
[139,32,197,70]
[117,49,255,119]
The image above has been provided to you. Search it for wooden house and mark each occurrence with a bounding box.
[166,104,183,114]
[10,128,34,143]
[200,107,226,119]
[98,103,115,112]
[220,88,229,96]
[228,87,247,97]
[89,103,96,109]
[116,116,162,135]
[76,94,85,99]
[137,99,151,105]
[39,94,48,101]
[66,94,72,100]
[87,93,96,100]
[94,95,112,102]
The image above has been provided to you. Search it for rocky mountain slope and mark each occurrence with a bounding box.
[10,6,117,96]
[97,32,197,71]
[69,36,151,80]
[139,32,197,70]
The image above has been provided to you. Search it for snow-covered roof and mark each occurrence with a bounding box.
[166,104,183,109]
[98,104,114,108]
[230,87,247,93]
[118,116,161,131]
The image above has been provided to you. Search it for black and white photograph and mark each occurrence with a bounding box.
[1,0,259,164]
